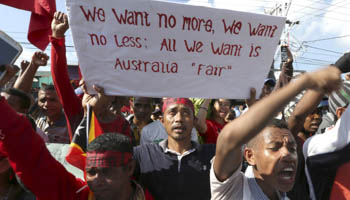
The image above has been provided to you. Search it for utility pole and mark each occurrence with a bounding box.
[265,1,298,43]
[265,1,305,74]
[266,1,306,62]
[264,3,282,16]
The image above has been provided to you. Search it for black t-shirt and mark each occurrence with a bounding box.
[133,141,215,200]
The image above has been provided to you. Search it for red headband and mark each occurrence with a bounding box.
[162,98,194,113]
[86,151,132,168]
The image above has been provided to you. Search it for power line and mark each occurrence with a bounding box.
[303,34,350,43]
[300,2,350,24]
[291,1,326,15]
[22,46,77,53]
[302,51,342,57]
[289,3,350,17]
[304,45,344,54]
[303,14,350,23]
[298,56,334,63]
[19,41,75,48]
[291,3,350,16]
[305,0,350,9]
[295,61,331,66]
[290,8,350,23]
[294,0,350,22]
[3,30,73,38]
[1,31,27,34]
[294,61,330,66]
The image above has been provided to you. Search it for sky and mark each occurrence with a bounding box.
[0,0,349,72]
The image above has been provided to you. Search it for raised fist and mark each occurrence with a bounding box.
[20,60,30,72]
[31,51,49,67]
[306,66,342,94]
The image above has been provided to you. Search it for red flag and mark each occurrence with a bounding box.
[0,0,56,50]
[66,106,131,171]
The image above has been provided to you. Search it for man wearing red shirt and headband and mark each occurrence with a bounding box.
[0,95,144,200]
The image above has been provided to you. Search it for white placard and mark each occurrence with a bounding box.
[66,0,285,99]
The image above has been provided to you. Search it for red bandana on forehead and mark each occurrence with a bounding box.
[162,98,194,113]
[86,151,132,168]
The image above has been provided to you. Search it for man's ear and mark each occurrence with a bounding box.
[127,160,136,177]
[244,147,256,166]
[336,107,346,119]
[161,112,166,124]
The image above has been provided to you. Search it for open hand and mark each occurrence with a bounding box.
[84,85,114,110]
[51,11,69,38]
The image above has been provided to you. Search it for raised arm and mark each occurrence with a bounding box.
[84,84,116,123]
[304,99,350,157]
[195,99,211,133]
[213,66,341,181]
[274,45,294,91]
[0,97,86,200]
[290,52,350,137]
[50,11,83,138]
[13,52,49,93]
[18,60,29,77]
[287,90,324,137]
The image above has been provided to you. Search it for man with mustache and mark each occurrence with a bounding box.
[133,98,216,200]
[210,66,341,200]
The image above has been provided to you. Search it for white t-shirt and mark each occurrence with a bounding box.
[303,107,350,200]
[210,158,289,200]
[140,120,198,145]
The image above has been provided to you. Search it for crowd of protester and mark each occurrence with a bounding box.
[0,11,350,200]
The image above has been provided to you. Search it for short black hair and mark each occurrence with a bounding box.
[87,133,133,153]
[266,118,289,129]
[132,97,154,105]
[40,84,56,92]
[4,88,31,110]
[246,119,289,149]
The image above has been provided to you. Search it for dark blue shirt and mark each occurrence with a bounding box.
[133,140,216,200]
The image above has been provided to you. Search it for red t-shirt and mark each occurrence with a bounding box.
[330,162,350,199]
[200,119,226,144]
[98,115,130,136]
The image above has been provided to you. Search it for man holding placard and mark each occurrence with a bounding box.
[66,0,286,100]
